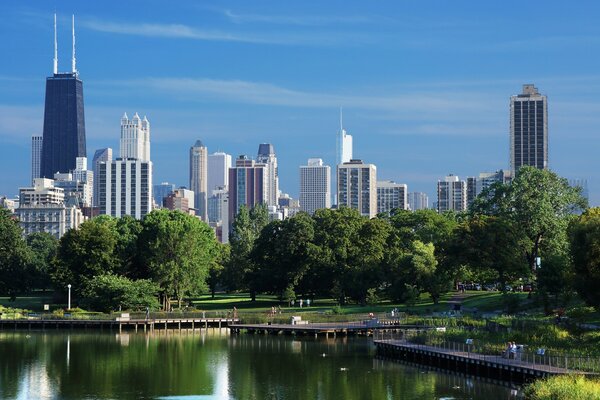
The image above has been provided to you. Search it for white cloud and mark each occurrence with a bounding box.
[0,105,43,144]
[222,9,373,26]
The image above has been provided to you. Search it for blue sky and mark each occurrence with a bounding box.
[1,1,599,204]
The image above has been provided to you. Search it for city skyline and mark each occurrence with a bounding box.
[0,2,599,204]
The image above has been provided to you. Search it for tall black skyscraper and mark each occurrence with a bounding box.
[40,14,86,179]
[510,84,548,175]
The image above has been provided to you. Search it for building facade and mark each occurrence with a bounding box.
[153,182,175,208]
[190,140,208,220]
[437,175,467,213]
[98,114,153,219]
[299,158,331,215]
[257,143,279,207]
[31,136,42,184]
[207,152,232,193]
[228,155,267,223]
[92,148,112,207]
[510,84,548,175]
[376,181,408,214]
[408,192,429,211]
[337,159,377,218]
[164,188,195,215]
[16,178,84,238]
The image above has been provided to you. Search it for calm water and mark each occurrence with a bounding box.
[0,331,522,400]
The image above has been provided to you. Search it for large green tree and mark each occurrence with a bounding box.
[569,208,600,309]
[138,209,217,310]
[225,204,268,299]
[471,166,586,273]
[26,232,58,291]
[81,274,160,312]
[0,209,32,299]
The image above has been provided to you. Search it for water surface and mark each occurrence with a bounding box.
[0,331,522,399]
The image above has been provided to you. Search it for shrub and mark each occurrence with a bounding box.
[524,375,600,400]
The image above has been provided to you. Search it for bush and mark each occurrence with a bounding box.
[81,274,160,312]
[524,375,600,400]
[366,288,380,305]
[331,305,343,315]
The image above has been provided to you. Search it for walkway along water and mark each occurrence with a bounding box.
[373,330,600,384]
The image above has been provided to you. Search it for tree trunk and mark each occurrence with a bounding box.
[250,290,256,302]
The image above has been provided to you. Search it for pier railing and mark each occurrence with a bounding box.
[373,330,600,373]
[0,310,237,321]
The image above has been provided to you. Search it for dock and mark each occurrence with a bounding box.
[0,317,239,332]
[229,320,419,337]
[374,338,598,383]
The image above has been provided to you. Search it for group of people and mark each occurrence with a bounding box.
[289,299,311,308]
[503,342,520,359]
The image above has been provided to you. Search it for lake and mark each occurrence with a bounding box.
[0,331,522,399]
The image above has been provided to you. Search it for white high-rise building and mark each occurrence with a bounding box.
[208,152,232,193]
[92,148,112,207]
[408,192,429,211]
[120,112,150,161]
[376,181,408,214]
[54,157,93,207]
[437,175,467,213]
[190,140,208,220]
[257,143,279,207]
[299,158,331,215]
[31,136,42,184]
[336,111,353,166]
[337,159,377,218]
[98,114,153,219]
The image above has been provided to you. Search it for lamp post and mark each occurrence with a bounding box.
[67,284,72,310]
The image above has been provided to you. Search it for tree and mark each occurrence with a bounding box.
[138,210,217,310]
[26,232,58,291]
[449,216,528,291]
[114,216,143,278]
[251,213,316,300]
[569,208,600,309]
[81,274,160,312]
[207,243,229,298]
[52,217,119,298]
[472,166,587,273]
[0,209,32,299]
[225,204,269,299]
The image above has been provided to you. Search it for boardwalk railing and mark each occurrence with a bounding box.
[0,310,236,321]
[373,330,600,374]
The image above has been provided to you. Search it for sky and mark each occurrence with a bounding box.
[1,1,600,204]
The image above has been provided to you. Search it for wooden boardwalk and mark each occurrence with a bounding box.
[229,321,419,337]
[374,339,596,383]
[0,318,239,332]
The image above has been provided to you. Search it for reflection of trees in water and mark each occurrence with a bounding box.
[0,332,228,399]
[0,332,519,400]
[227,336,520,400]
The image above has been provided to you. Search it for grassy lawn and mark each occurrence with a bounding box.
[0,294,56,311]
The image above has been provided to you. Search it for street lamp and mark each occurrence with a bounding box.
[67,284,72,310]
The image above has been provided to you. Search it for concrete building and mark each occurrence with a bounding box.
[257,144,279,207]
[92,148,112,207]
[408,192,429,211]
[278,193,301,219]
[54,160,94,208]
[299,158,331,215]
[228,155,267,223]
[437,175,467,213]
[376,181,408,214]
[190,140,208,220]
[98,114,153,219]
[207,152,232,193]
[31,136,42,184]
[163,188,195,215]
[208,186,228,223]
[16,178,85,238]
[337,159,377,218]
[510,84,548,175]
[153,182,175,208]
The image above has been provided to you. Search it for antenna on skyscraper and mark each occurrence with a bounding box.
[53,13,58,74]
[72,15,77,74]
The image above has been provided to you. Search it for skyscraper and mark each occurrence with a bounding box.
[437,175,467,213]
[41,15,86,179]
[376,181,408,214]
[190,140,208,220]
[337,159,377,218]
[228,155,267,223]
[92,148,112,206]
[300,158,331,215]
[336,110,353,166]
[31,136,42,184]
[510,84,548,175]
[207,152,232,192]
[153,182,175,207]
[257,143,279,207]
[98,114,153,219]
[408,192,429,211]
